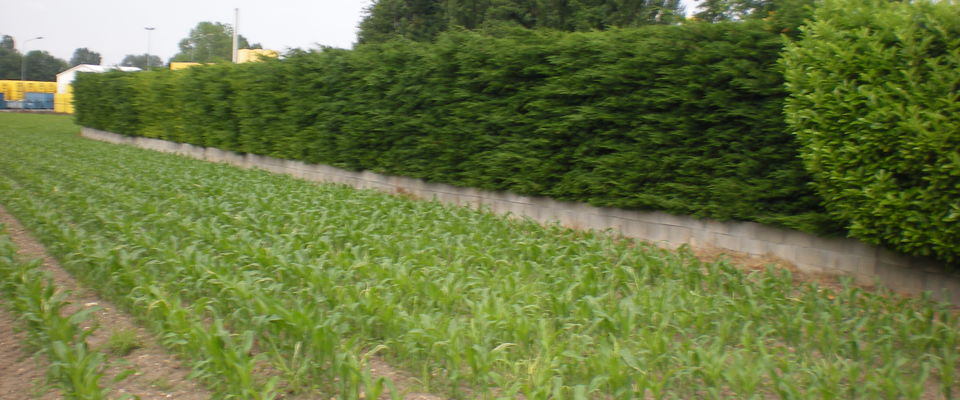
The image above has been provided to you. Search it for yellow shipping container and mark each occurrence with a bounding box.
[0,80,55,100]
[54,93,74,114]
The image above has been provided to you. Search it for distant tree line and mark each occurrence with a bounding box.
[357,0,685,43]
[356,0,816,44]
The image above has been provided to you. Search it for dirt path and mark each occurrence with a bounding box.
[0,206,212,400]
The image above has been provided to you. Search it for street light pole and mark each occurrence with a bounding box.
[20,36,44,81]
[144,27,155,69]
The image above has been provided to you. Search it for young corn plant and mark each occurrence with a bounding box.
[2,114,959,399]
[0,226,110,399]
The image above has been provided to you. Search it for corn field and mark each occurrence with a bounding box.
[1,113,957,399]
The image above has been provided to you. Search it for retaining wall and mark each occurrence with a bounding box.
[81,127,960,303]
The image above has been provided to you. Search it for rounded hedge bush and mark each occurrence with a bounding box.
[783,0,960,263]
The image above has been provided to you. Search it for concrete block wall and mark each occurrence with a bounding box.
[82,127,960,303]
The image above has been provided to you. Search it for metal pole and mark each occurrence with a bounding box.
[20,36,44,81]
[232,8,239,63]
[145,27,156,69]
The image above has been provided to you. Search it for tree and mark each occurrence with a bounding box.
[22,50,67,81]
[169,22,260,63]
[693,0,813,34]
[0,35,19,79]
[70,48,102,66]
[120,54,162,69]
[357,0,684,44]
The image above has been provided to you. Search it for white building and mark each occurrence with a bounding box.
[56,64,141,94]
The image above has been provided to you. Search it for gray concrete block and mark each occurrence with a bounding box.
[752,225,788,244]
[783,230,815,248]
[619,220,647,239]
[667,225,694,245]
[875,260,925,295]
[923,273,960,304]
[646,224,669,242]
[741,238,769,257]
[796,247,829,268]
[828,252,860,274]
[654,212,688,227]
[766,243,796,260]
[714,233,742,252]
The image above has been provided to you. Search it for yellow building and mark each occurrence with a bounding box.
[238,49,279,63]
[170,62,204,70]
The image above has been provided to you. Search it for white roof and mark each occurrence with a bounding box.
[56,64,142,93]
[57,64,141,77]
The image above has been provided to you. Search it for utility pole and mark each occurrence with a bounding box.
[145,27,156,69]
[20,36,44,81]
[231,8,239,63]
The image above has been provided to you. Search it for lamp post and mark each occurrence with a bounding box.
[20,36,44,81]
[144,27,155,69]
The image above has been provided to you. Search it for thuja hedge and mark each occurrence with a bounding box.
[75,22,836,233]
[783,0,960,262]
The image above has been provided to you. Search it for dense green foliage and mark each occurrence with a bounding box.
[4,113,959,398]
[783,0,960,263]
[357,0,684,44]
[694,0,814,35]
[75,22,834,233]
[22,50,68,81]
[69,48,102,67]
[169,21,259,63]
[0,35,20,80]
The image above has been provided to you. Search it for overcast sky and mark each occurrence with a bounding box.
[1,0,699,67]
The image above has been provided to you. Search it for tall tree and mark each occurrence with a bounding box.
[0,35,19,79]
[357,0,683,44]
[169,21,260,63]
[22,50,68,81]
[70,48,102,66]
[120,54,162,69]
[694,0,813,33]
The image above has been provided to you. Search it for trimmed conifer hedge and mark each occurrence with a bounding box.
[75,22,837,233]
[783,0,960,263]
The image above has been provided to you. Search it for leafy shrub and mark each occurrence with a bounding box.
[783,0,960,262]
[75,22,836,233]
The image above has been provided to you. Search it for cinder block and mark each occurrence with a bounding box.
[620,220,647,239]
[752,225,788,244]
[714,233,742,252]
[667,225,694,245]
[606,217,628,236]
[875,261,925,295]
[766,243,795,260]
[583,213,612,232]
[783,230,815,248]
[857,256,877,277]
[828,253,860,274]
[646,224,669,242]
[796,247,829,267]
[690,229,713,247]
[923,273,960,304]
[656,212,690,227]
[741,238,769,256]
